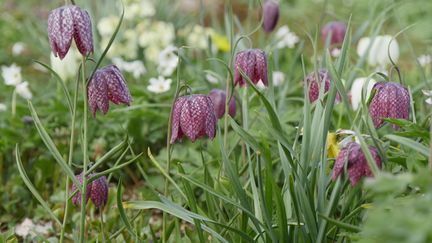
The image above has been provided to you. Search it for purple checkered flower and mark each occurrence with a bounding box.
[90,176,108,208]
[48,5,93,59]
[332,142,382,186]
[208,89,236,119]
[321,21,347,47]
[88,64,132,116]
[369,82,410,129]
[262,0,279,33]
[170,94,217,143]
[305,69,341,103]
[234,49,268,87]
[71,173,92,206]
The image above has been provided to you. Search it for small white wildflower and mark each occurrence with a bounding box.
[12,42,26,56]
[15,218,35,237]
[357,35,399,67]
[2,63,22,86]
[256,80,267,90]
[422,89,432,105]
[0,103,7,112]
[205,73,219,84]
[331,48,341,57]
[272,71,285,86]
[16,81,32,100]
[418,54,432,67]
[147,76,172,93]
[112,57,146,79]
[350,77,376,110]
[275,25,299,49]
[157,45,178,77]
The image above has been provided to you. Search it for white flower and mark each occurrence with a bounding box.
[350,77,376,110]
[272,71,285,86]
[15,218,35,237]
[138,21,175,49]
[331,48,341,57]
[16,81,32,100]
[275,25,299,49]
[50,49,80,81]
[205,73,219,84]
[2,63,22,86]
[184,25,214,50]
[97,16,119,37]
[256,80,267,90]
[125,0,155,19]
[157,45,178,76]
[12,42,26,56]
[357,35,399,67]
[418,54,432,67]
[422,89,432,105]
[147,76,172,93]
[15,218,52,238]
[0,103,7,112]
[112,57,146,79]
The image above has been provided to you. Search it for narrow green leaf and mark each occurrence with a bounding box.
[15,145,61,226]
[28,101,82,192]
[385,134,430,157]
[317,213,361,233]
[87,137,128,175]
[116,178,138,240]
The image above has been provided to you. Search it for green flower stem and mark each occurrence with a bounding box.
[79,56,88,243]
[11,89,16,117]
[59,69,80,243]
[162,48,183,243]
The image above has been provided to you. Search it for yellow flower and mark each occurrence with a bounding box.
[327,132,340,158]
[211,32,230,52]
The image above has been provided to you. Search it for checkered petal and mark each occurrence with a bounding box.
[170,96,187,143]
[234,49,268,87]
[88,71,109,116]
[47,6,74,59]
[71,6,93,56]
[105,65,132,105]
[71,172,92,206]
[90,175,108,208]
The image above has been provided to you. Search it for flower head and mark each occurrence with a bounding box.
[71,173,92,206]
[90,176,108,208]
[369,82,410,129]
[262,0,279,33]
[275,25,299,49]
[48,5,93,59]
[321,21,347,46]
[357,35,399,67]
[16,81,32,100]
[350,77,376,110]
[332,142,381,186]
[147,76,172,93]
[88,64,132,116]
[208,89,236,119]
[234,49,268,87]
[157,45,178,76]
[170,94,217,143]
[2,63,22,86]
[305,69,341,103]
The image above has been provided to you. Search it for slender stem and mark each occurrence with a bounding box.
[11,89,16,117]
[59,70,80,243]
[429,120,432,172]
[79,56,88,243]
[162,48,183,243]
[100,208,106,243]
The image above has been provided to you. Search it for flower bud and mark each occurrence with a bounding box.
[262,0,279,33]
[71,173,92,206]
[170,94,217,143]
[305,69,341,103]
[208,89,236,119]
[48,5,93,59]
[332,142,381,186]
[321,21,346,47]
[234,49,268,87]
[368,82,410,129]
[88,64,132,116]
[90,176,108,208]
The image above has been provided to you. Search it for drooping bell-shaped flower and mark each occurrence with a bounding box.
[170,94,217,143]
[357,35,399,67]
[90,176,108,208]
[305,69,341,103]
[321,21,347,47]
[88,64,132,116]
[262,0,279,33]
[208,89,236,119]
[234,49,268,87]
[369,82,410,129]
[48,5,93,59]
[332,142,381,186]
[71,173,92,206]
